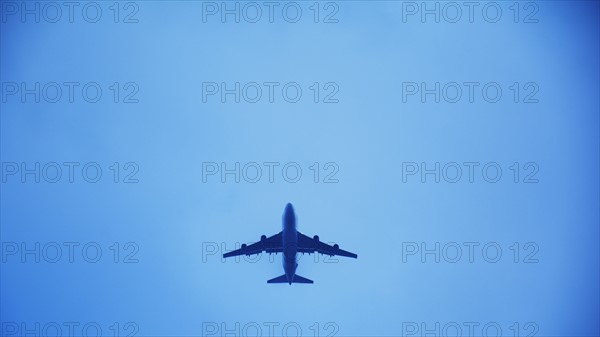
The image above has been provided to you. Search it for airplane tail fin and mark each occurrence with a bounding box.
[267,274,313,284]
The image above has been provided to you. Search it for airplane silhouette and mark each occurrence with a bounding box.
[223,203,357,284]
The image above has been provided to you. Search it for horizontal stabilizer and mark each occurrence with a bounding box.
[267,274,314,284]
[292,274,313,284]
[267,274,289,284]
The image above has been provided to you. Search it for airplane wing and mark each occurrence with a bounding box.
[223,232,282,258]
[297,232,358,258]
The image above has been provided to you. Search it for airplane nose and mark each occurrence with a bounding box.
[284,203,295,223]
[285,203,294,215]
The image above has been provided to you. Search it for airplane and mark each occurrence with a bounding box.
[223,203,357,284]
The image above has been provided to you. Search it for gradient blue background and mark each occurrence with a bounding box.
[1,1,599,336]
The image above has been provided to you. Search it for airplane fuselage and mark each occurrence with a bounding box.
[282,203,298,284]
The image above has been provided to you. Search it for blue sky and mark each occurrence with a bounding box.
[1,1,599,336]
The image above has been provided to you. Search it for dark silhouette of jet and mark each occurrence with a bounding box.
[223,203,357,284]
